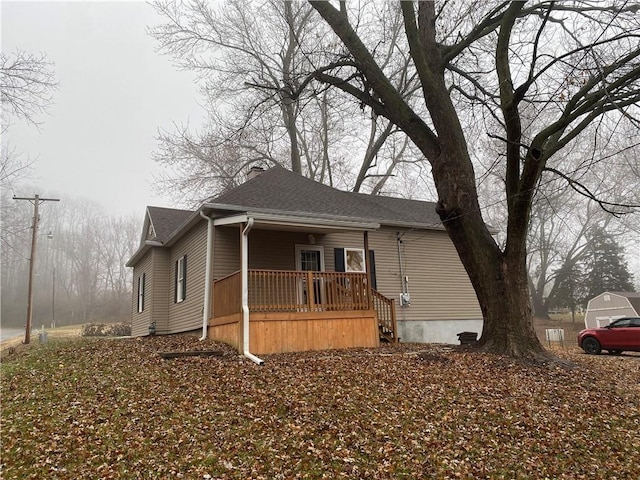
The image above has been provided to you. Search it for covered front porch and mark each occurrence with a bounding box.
[208,269,397,355]
[198,208,398,358]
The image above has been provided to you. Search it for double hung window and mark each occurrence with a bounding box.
[175,255,187,303]
[137,273,145,313]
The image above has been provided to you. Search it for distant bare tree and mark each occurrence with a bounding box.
[1,50,57,128]
[1,196,140,327]
[1,50,57,253]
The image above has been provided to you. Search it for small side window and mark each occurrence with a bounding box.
[175,255,187,303]
[137,273,145,313]
[604,294,611,302]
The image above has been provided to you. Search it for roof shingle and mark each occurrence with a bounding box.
[147,206,193,243]
[211,166,441,227]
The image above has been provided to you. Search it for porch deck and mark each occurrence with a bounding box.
[208,269,397,354]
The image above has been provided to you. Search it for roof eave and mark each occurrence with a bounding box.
[125,240,163,267]
[203,202,382,225]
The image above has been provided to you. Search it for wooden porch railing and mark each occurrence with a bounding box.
[212,269,397,342]
[372,289,398,342]
[249,270,370,312]
[212,271,242,318]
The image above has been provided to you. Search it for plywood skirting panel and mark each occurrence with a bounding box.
[249,311,379,355]
[208,318,240,350]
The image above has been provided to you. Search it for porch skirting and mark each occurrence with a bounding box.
[208,310,379,355]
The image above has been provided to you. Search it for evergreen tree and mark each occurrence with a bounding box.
[549,263,586,322]
[583,227,635,301]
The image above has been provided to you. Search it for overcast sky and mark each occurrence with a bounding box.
[2,0,205,217]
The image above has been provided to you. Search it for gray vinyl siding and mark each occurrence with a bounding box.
[249,229,312,270]
[131,251,153,337]
[320,227,482,322]
[152,249,171,334]
[212,227,316,277]
[398,229,480,320]
[167,221,208,334]
[212,226,240,279]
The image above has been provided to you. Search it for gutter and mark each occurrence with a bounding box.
[241,218,264,365]
[199,211,214,341]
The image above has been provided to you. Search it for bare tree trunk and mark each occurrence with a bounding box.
[431,156,549,359]
[282,1,302,175]
[529,276,550,319]
[282,100,302,174]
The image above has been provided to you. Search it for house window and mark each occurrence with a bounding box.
[334,247,377,290]
[604,294,610,302]
[175,255,187,303]
[345,248,366,273]
[137,273,145,313]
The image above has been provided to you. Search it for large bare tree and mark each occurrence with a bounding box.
[150,0,425,204]
[308,1,640,360]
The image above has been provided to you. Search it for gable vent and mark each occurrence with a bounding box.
[247,166,264,181]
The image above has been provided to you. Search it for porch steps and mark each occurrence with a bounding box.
[372,289,398,343]
[379,325,395,343]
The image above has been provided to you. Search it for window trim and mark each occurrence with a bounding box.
[295,245,325,272]
[137,273,145,313]
[175,255,187,303]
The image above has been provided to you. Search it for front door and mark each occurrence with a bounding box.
[295,245,325,307]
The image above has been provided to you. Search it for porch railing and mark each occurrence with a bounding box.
[212,270,371,315]
[212,270,397,341]
[249,269,370,312]
[212,271,242,318]
[372,288,398,342]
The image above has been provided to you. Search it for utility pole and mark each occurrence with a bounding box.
[52,266,56,328]
[13,194,60,344]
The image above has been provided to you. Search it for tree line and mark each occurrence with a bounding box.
[1,194,140,328]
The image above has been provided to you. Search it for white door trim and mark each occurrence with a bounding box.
[294,245,325,308]
[294,245,325,271]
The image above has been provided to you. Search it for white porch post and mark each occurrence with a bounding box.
[364,230,373,310]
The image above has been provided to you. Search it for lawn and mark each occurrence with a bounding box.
[1,335,638,479]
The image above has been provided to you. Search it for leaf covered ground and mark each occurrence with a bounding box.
[1,336,638,479]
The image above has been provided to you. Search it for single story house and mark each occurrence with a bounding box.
[584,291,640,328]
[126,166,483,362]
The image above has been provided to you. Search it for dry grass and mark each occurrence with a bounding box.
[2,335,638,479]
[0,325,83,361]
[534,314,585,349]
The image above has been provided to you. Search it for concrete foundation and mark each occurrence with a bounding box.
[398,319,484,345]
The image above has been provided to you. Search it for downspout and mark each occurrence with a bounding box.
[199,211,214,341]
[241,218,264,365]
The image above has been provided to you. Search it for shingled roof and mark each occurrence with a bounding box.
[128,167,445,267]
[147,206,193,243]
[210,166,442,227]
